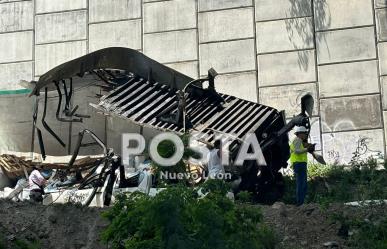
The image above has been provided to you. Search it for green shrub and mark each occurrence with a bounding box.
[0,235,40,249]
[101,180,278,249]
[0,236,4,249]
[12,240,40,249]
[282,158,387,205]
[152,134,200,187]
[236,191,253,203]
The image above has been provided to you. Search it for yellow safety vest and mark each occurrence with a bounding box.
[289,139,308,164]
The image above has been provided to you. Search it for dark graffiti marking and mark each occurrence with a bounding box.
[66,191,89,204]
[327,150,340,161]
[355,137,370,156]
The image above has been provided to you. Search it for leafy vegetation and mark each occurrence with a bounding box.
[348,217,387,249]
[101,180,278,249]
[11,240,40,249]
[0,236,4,249]
[151,134,200,187]
[281,158,387,206]
[331,207,387,249]
[236,191,253,203]
[0,234,40,249]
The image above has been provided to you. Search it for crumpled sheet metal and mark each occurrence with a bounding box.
[31,47,194,96]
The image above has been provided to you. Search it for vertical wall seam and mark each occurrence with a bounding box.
[141,0,144,53]
[311,0,324,156]
[31,0,37,158]
[252,0,259,103]
[196,0,200,78]
[32,0,36,80]
[371,0,387,158]
[140,0,145,136]
[86,0,90,54]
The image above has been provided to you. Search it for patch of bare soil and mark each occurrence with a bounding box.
[0,200,108,249]
[260,202,386,249]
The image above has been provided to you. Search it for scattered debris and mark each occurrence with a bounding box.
[323,241,339,248]
[344,199,387,206]
[0,154,101,180]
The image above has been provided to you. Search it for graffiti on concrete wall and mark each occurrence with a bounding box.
[65,190,90,204]
[323,132,384,165]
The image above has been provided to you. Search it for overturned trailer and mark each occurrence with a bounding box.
[25,47,316,204]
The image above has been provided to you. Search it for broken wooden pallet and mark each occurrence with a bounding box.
[0,154,102,180]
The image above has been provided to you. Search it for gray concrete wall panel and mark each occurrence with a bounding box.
[36,0,87,14]
[199,39,255,75]
[0,94,34,154]
[322,129,384,165]
[255,0,312,22]
[144,29,197,63]
[35,11,87,44]
[378,42,387,75]
[256,17,314,53]
[375,0,387,8]
[258,50,316,86]
[35,41,87,76]
[316,27,376,64]
[0,62,33,90]
[381,76,387,109]
[89,0,141,23]
[320,95,382,132]
[89,20,142,52]
[376,8,387,41]
[314,0,373,31]
[199,8,254,43]
[259,83,318,117]
[199,0,252,12]
[144,0,170,2]
[215,71,257,102]
[0,1,33,33]
[318,60,379,98]
[164,61,199,79]
[0,31,33,63]
[144,0,196,33]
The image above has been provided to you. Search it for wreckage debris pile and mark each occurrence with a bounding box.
[0,154,101,180]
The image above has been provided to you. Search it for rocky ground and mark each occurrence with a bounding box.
[0,199,385,249]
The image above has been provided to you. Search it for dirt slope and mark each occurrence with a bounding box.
[0,200,384,249]
[0,200,108,249]
[261,202,386,249]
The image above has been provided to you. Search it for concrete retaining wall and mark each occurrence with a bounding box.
[0,0,386,164]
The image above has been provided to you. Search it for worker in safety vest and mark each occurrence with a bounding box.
[290,126,315,206]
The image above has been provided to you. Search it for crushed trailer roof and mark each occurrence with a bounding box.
[30,47,193,95]
[27,47,283,153]
[93,72,280,152]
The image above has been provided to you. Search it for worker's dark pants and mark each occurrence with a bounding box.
[29,189,43,203]
[293,162,307,206]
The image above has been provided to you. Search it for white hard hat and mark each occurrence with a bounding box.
[295,126,308,134]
